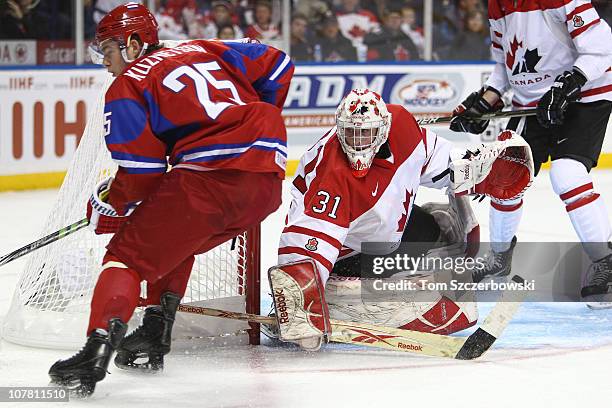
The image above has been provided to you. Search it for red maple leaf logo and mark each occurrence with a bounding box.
[397,189,413,232]
[393,44,410,61]
[505,36,523,70]
[348,24,366,39]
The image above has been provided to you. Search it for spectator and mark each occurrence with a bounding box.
[244,0,280,42]
[200,0,243,39]
[294,0,333,28]
[447,10,490,61]
[313,15,357,62]
[335,0,380,60]
[0,0,66,40]
[432,0,459,59]
[290,13,313,62]
[364,9,420,61]
[93,0,142,24]
[217,22,236,39]
[162,0,200,38]
[400,5,424,57]
[456,0,486,31]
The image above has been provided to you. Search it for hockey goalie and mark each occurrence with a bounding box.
[269,88,534,350]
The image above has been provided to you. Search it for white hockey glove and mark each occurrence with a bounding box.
[268,259,330,351]
[450,130,534,202]
[86,177,135,235]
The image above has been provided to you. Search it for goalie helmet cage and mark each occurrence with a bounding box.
[1,75,261,350]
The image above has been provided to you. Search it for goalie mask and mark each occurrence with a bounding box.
[336,89,392,178]
[90,2,159,65]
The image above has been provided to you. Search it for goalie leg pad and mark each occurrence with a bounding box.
[268,260,330,350]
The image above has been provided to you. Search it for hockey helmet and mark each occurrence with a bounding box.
[90,2,159,64]
[335,89,392,178]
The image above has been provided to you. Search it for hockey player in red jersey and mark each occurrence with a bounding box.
[48,2,293,395]
[450,0,612,298]
[268,89,534,350]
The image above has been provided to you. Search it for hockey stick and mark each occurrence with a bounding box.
[178,275,527,360]
[0,218,89,268]
[416,108,537,126]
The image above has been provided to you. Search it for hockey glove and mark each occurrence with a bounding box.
[450,87,504,134]
[86,177,133,235]
[450,130,534,202]
[536,69,587,128]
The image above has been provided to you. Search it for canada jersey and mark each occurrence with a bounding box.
[103,39,293,213]
[486,0,612,107]
[278,105,453,282]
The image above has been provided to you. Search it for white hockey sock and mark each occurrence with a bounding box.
[550,159,612,261]
[489,198,523,253]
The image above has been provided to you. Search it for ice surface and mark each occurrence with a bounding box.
[1,171,612,407]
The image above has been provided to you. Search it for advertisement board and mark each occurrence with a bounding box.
[0,64,610,191]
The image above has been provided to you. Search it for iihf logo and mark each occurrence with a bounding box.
[305,238,319,251]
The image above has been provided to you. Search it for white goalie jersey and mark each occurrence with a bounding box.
[277,105,454,282]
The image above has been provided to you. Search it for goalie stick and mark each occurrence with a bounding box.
[178,275,527,360]
[417,108,537,126]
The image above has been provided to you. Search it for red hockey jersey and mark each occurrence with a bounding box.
[103,39,294,214]
[486,0,612,107]
[278,105,454,281]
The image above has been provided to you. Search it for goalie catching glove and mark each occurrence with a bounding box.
[86,177,136,235]
[268,259,330,351]
[450,130,534,202]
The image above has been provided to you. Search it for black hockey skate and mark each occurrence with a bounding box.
[581,254,612,298]
[114,292,180,372]
[472,236,517,283]
[49,318,127,397]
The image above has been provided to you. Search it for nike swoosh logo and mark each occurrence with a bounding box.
[557,137,568,144]
[372,182,379,197]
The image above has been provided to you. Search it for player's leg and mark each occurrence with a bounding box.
[114,257,193,371]
[328,199,478,335]
[107,168,281,369]
[332,205,441,278]
[477,117,550,281]
[49,253,139,395]
[550,101,612,298]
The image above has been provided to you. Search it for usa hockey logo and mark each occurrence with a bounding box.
[572,15,584,28]
[395,79,456,108]
[305,238,319,251]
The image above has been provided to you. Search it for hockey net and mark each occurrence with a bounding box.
[1,76,260,350]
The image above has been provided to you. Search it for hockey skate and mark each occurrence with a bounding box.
[49,318,127,397]
[581,254,612,299]
[472,237,517,283]
[114,292,180,372]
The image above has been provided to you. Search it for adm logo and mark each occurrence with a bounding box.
[396,79,456,107]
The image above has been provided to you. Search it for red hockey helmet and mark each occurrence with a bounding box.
[90,2,159,64]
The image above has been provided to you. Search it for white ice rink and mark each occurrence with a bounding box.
[2,170,612,407]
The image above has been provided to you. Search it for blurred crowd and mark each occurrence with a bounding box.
[1,0,611,63]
